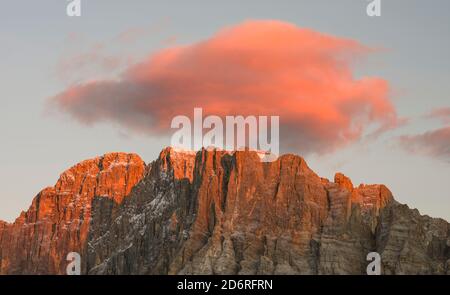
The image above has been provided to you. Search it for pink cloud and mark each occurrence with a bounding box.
[397,127,450,162]
[426,107,450,124]
[115,19,169,44]
[56,43,126,82]
[49,20,399,155]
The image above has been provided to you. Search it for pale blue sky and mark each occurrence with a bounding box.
[0,0,449,221]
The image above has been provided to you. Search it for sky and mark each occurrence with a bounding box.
[0,0,449,222]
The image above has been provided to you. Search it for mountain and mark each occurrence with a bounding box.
[0,147,448,274]
[0,153,145,274]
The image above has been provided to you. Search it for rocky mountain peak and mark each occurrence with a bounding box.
[0,148,448,275]
[334,172,354,192]
[157,147,197,182]
[0,152,145,274]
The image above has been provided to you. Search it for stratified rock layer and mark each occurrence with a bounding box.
[0,148,448,274]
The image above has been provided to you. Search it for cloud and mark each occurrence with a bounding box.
[426,107,450,124]
[56,20,171,83]
[49,20,398,155]
[397,127,450,162]
[114,20,168,44]
[55,43,128,83]
[58,45,123,73]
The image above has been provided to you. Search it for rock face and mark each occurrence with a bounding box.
[0,148,448,274]
[0,153,145,274]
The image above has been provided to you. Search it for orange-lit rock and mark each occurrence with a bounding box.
[0,153,145,274]
[86,148,449,275]
[0,148,448,275]
[334,172,354,192]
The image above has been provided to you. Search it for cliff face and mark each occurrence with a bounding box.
[0,148,449,274]
[0,153,145,274]
[86,148,449,275]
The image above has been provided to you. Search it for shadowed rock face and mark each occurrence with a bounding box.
[0,148,449,274]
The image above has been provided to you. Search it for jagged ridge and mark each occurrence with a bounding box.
[0,147,449,274]
[0,153,145,274]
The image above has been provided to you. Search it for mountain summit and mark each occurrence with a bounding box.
[0,147,448,274]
